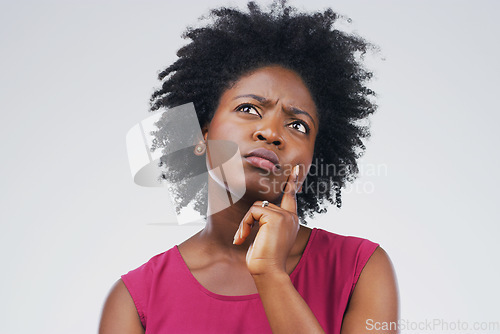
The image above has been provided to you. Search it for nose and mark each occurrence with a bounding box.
[252,116,284,148]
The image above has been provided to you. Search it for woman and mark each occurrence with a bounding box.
[100,2,399,333]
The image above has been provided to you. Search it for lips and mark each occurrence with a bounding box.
[244,148,280,172]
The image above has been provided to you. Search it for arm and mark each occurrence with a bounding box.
[253,272,325,333]
[341,247,399,334]
[99,279,145,334]
[234,165,324,333]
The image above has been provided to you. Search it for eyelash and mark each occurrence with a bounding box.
[235,103,310,134]
[235,104,260,117]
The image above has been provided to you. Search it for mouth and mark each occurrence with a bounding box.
[244,148,280,173]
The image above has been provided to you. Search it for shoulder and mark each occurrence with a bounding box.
[309,228,379,272]
[309,229,396,302]
[121,247,178,287]
[353,247,398,299]
[312,228,378,249]
[298,228,381,292]
[99,279,145,334]
[341,247,399,334]
[99,247,178,334]
[120,246,179,300]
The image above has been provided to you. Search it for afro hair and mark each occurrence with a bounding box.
[150,0,377,224]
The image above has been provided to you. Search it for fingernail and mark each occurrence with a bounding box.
[293,165,300,178]
[233,233,238,244]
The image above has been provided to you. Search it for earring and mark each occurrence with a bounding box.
[194,141,206,156]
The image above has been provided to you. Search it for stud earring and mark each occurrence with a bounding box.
[194,141,206,156]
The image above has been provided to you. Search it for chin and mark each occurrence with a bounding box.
[246,177,285,202]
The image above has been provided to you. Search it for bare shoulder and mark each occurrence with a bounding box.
[99,279,145,334]
[358,247,398,287]
[341,247,399,334]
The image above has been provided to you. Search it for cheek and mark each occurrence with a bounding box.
[208,122,252,156]
[298,143,316,180]
[208,114,245,141]
[299,158,313,183]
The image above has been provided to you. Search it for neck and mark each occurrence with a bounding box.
[198,176,261,253]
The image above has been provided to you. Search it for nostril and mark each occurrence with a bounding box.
[255,133,281,147]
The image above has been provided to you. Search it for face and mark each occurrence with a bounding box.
[204,65,319,203]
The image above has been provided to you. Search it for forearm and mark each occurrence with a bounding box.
[253,271,325,334]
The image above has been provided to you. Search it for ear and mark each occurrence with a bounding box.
[201,123,210,141]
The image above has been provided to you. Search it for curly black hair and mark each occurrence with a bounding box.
[150,1,377,224]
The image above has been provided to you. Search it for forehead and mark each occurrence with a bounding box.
[222,66,318,119]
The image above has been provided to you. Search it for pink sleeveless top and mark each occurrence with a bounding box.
[121,228,379,334]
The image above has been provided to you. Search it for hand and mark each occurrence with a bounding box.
[233,165,301,276]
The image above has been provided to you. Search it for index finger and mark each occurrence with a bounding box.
[280,164,300,213]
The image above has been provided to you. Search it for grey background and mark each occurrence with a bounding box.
[1,0,499,333]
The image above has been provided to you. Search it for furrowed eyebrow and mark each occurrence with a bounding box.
[233,94,317,128]
[288,106,317,129]
[234,94,267,103]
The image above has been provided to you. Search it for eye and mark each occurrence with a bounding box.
[235,104,261,117]
[288,120,309,134]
